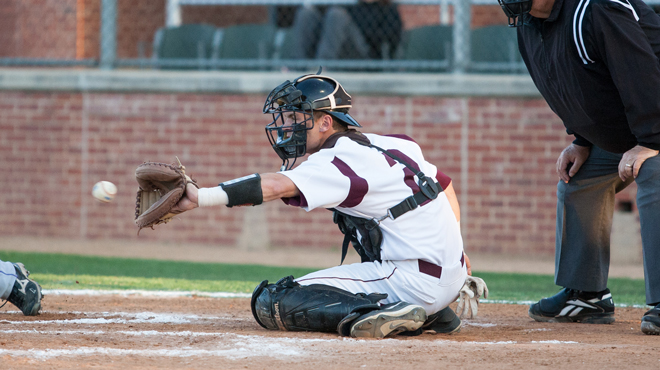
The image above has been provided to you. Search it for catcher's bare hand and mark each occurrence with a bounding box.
[456,275,489,319]
[618,145,659,182]
[556,144,590,183]
[171,183,199,214]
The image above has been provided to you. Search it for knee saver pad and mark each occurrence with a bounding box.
[250,275,387,333]
[251,280,278,330]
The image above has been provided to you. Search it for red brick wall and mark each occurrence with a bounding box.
[399,5,507,29]
[0,0,78,58]
[2,90,637,256]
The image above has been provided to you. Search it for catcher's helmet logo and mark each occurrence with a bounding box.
[263,72,361,171]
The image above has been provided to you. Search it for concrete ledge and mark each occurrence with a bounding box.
[0,68,541,97]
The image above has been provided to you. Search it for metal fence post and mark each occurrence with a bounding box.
[453,0,471,74]
[440,0,450,25]
[166,0,182,27]
[100,0,117,69]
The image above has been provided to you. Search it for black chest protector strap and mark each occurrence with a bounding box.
[355,141,442,219]
[333,139,444,265]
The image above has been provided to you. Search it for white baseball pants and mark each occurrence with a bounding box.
[295,259,467,315]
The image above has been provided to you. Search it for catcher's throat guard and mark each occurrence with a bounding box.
[498,0,532,27]
[134,157,197,234]
[251,276,386,335]
[263,72,360,171]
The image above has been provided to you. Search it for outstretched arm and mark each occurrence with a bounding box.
[171,172,300,213]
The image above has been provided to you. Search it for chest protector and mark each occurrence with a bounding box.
[333,139,442,264]
[333,211,383,263]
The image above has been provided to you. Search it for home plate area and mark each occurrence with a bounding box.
[0,293,656,369]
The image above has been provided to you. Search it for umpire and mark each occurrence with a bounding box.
[498,0,660,334]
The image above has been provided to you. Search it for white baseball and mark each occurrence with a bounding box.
[92,181,117,203]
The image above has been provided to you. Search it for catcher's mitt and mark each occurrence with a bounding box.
[134,157,197,234]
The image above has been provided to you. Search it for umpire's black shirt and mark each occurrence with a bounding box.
[518,0,660,153]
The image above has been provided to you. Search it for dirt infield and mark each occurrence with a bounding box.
[0,293,656,369]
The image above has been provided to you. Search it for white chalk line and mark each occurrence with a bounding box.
[0,331,580,361]
[42,289,251,298]
[0,313,584,362]
[0,310,247,325]
[480,299,646,308]
[465,322,497,328]
[0,346,302,360]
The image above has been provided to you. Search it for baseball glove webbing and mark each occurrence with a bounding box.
[134,157,197,234]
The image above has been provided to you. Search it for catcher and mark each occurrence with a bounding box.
[137,72,487,338]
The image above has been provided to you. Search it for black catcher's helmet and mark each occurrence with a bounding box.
[263,72,361,171]
[498,0,533,27]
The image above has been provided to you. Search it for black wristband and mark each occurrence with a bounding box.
[219,173,263,207]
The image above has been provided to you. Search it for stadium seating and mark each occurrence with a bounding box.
[152,24,219,69]
[216,23,277,60]
[470,25,524,73]
[398,25,453,62]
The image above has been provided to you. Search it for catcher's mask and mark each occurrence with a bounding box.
[263,72,361,171]
[498,0,533,27]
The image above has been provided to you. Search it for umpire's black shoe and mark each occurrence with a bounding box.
[641,304,660,335]
[350,302,427,338]
[528,288,614,324]
[6,263,42,316]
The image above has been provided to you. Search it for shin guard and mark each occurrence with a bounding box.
[251,275,386,334]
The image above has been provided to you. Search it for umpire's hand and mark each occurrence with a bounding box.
[556,144,591,183]
[618,145,659,182]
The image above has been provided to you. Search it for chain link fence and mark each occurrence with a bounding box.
[4,0,660,73]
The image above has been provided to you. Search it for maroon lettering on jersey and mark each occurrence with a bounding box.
[385,134,417,143]
[331,157,369,208]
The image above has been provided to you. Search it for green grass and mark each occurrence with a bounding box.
[474,272,647,306]
[0,251,649,306]
[0,251,318,283]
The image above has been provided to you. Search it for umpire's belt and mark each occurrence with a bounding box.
[418,254,465,279]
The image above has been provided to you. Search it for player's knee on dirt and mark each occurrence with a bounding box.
[251,275,387,335]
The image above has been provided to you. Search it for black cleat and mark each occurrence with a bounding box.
[398,306,462,337]
[422,306,462,334]
[6,263,42,316]
[641,305,660,335]
[529,288,614,324]
[350,302,427,338]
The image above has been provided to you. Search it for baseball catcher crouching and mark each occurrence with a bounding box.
[163,71,488,338]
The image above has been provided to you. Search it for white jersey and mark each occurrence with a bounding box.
[279,131,464,269]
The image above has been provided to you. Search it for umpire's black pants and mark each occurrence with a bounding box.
[555,146,660,305]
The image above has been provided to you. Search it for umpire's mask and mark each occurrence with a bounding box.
[263,73,361,171]
[498,0,533,27]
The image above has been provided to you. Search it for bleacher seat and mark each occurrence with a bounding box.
[471,25,523,72]
[152,24,219,69]
[272,27,299,60]
[397,25,453,62]
[216,23,277,59]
